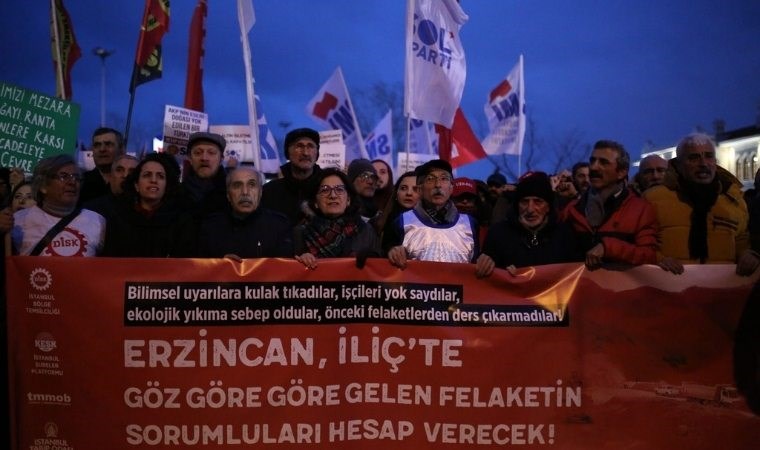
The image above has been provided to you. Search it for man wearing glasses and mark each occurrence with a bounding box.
[384,159,479,266]
[261,128,322,226]
[347,158,380,223]
[644,133,758,275]
[80,127,125,205]
[10,155,105,256]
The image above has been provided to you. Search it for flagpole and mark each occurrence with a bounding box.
[124,67,138,149]
[50,0,66,99]
[517,54,525,177]
[237,0,261,170]
[405,117,411,169]
[124,0,153,149]
[337,67,367,160]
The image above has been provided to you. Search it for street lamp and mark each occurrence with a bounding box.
[92,47,115,127]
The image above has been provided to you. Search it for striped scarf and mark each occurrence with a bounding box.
[303,215,361,257]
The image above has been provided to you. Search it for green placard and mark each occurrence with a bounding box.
[0,81,81,172]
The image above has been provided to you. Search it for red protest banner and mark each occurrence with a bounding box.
[6,258,759,449]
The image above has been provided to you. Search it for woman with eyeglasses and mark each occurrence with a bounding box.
[100,152,195,257]
[11,154,105,256]
[294,168,381,269]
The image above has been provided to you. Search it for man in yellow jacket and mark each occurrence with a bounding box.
[643,133,759,276]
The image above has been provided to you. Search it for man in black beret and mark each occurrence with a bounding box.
[383,159,480,266]
[260,128,322,226]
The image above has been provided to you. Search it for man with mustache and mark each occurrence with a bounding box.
[476,171,579,277]
[561,140,658,269]
[182,132,229,219]
[644,133,758,275]
[261,128,322,226]
[197,166,293,258]
[384,159,479,266]
[79,127,125,205]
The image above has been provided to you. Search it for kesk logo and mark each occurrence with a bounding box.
[34,332,57,352]
[29,268,53,291]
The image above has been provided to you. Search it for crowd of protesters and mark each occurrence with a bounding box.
[0,126,757,278]
[1,126,759,444]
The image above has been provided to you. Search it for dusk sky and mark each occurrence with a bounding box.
[1,0,759,180]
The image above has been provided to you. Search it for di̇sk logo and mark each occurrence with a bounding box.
[29,268,52,291]
[43,227,87,257]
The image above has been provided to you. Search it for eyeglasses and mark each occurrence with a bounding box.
[357,172,378,183]
[317,184,347,197]
[424,174,452,185]
[51,172,82,183]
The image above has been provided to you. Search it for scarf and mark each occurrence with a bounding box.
[423,202,452,225]
[302,214,361,257]
[585,181,625,229]
[682,177,719,262]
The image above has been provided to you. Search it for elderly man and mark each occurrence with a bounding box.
[11,155,105,256]
[261,128,322,226]
[182,131,229,218]
[79,127,125,205]
[634,154,668,193]
[644,133,758,275]
[384,159,478,267]
[561,140,657,269]
[197,166,293,258]
[476,172,579,276]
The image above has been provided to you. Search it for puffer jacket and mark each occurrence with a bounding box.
[561,187,658,265]
[643,164,748,263]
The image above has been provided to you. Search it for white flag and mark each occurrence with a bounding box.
[482,55,525,156]
[305,67,367,162]
[364,109,393,166]
[238,0,255,32]
[237,0,262,169]
[254,95,281,173]
[210,97,280,174]
[404,0,468,128]
[408,118,438,155]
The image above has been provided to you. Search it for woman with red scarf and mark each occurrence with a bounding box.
[294,168,380,269]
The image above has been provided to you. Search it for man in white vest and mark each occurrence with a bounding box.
[384,159,478,267]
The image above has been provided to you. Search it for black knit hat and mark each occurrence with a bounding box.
[284,128,320,160]
[347,158,377,183]
[516,171,554,204]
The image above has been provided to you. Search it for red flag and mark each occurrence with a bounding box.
[130,0,170,93]
[50,0,81,100]
[184,0,207,111]
[436,108,487,169]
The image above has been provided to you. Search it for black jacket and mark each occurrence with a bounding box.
[197,207,294,258]
[260,163,322,226]
[483,210,580,268]
[101,197,196,257]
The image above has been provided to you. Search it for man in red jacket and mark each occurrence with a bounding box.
[561,140,658,269]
